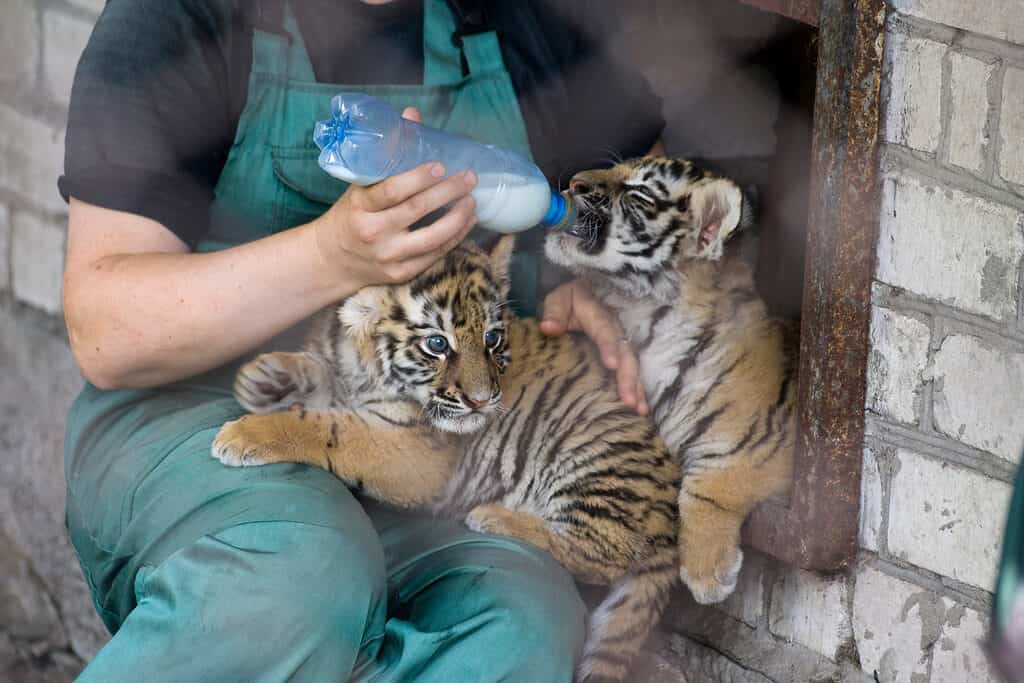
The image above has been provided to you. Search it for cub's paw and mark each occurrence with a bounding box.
[465,504,510,536]
[211,417,279,467]
[679,545,743,605]
[234,352,318,414]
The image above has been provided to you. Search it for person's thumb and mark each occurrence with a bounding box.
[401,107,423,123]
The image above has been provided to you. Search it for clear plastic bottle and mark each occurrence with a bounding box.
[313,93,575,234]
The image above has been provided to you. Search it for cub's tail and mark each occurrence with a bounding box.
[577,558,677,682]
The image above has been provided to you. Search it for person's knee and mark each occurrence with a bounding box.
[466,543,588,678]
[216,519,388,638]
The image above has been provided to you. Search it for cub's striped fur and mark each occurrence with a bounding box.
[546,156,797,604]
[212,237,680,682]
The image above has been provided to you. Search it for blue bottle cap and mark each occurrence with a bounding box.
[541,191,577,230]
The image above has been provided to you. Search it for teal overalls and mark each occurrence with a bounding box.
[64,2,585,680]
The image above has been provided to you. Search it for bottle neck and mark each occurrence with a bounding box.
[541,190,577,230]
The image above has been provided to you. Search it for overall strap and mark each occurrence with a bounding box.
[247,0,316,81]
[425,0,506,85]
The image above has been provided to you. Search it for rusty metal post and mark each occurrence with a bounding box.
[742,0,886,572]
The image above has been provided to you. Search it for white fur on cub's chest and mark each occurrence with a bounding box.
[601,288,733,457]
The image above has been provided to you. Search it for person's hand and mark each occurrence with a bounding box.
[312,107,478,289]
[540,279,648,415]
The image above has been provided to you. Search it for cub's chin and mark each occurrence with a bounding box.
[432,412,489,435]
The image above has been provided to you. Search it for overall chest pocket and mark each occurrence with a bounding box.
[271,146,350,229]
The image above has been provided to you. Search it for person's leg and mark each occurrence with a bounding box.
[65,384,389,682]
[76,521,386,682]
[360,502,588,683]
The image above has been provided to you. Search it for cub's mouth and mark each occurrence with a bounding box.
[559,199,607,254]
[425,398,493,434]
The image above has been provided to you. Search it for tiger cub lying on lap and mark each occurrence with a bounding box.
[545,156,797,605]
[212,236,679,683]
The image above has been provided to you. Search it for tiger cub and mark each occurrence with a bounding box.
[545,156,797,605]
[211,236,679,683]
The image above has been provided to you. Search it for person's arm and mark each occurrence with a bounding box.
[64,160,478,389]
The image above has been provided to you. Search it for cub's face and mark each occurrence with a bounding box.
[545,156,751,295]
[341,237,513,434]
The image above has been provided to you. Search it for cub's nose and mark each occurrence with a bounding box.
[569,177,591,195]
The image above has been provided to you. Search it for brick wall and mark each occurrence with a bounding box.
[649,3,1024,682]
[0,1,106,681]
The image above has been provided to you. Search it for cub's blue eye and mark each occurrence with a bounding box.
[484,329,501,347]
[423,335,449,355]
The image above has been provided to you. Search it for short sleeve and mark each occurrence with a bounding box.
[59,0,244,248]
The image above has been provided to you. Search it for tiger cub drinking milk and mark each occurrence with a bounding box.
[545,156,797,605]
[213,236,680,683]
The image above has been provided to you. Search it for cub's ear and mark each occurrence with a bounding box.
[689,178,745,260]
[339,286,388,342]
[488,235,515,296]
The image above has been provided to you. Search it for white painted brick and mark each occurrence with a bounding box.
[877,173,1024,320]
[866,306,930,424]
[11,212,65,315]
[0,104,66,214]
[888,449,1011,590]
[43,9,96,107]
[860,447,883,552]
[891,0,1024,44]
[948,53,995,174]
[884,34,944,154]
[929,334,1024,462]
[0,205,10,293]
[999,67,1024,187]
[0,0,40,90]
[932,604,999,683]
[853,566,930,682]
[768,567,852,661]
[717,552,765,628]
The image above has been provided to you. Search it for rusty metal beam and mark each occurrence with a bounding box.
[742,0,885,572]
[738,0,820,26]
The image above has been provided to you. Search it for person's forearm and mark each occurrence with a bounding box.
[65,223,356,389]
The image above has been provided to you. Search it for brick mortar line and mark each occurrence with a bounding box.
[2,213,11,295]
[864,413,1017,482]
[0,297,69,341]
[919,314,938,434]
[888,11,1024,66]
[874,444,895,557]
[985,61,1008,185]
[671,619,867,683]
[872,281,1024,350]
[668,634,784,683]
[936,47,954,165]
[0,187,70,226]
[882,143,1024,211]
[860,553,994,612]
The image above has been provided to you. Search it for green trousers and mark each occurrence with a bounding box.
[65,380,586,682]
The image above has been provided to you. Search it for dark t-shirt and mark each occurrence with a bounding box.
[60,0,664,249]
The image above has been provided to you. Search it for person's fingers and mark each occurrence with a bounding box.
[572,291,625,370]
[359,162,447,212]
[635,377,649,416]
[382,170,477,228]
[401,107,423,123]
[615,341,642,408]
[382,221,475,283]
[539,284,574,336]
[384,195,477,262]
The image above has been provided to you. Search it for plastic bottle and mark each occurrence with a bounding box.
[313,93,575,234]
